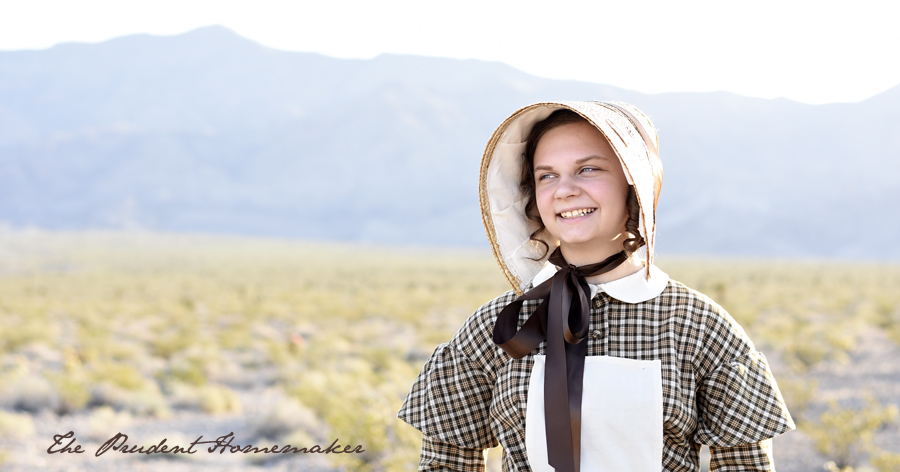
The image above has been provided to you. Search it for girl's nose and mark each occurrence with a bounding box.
[555,175,581,199]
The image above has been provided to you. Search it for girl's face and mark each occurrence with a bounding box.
[533,120,630,262]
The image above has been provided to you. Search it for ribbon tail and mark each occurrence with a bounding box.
[565,336,587,472]
[545,271,577,472]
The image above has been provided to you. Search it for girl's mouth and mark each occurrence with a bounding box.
[558,208,596,219]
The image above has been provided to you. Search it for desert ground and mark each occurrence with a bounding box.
[1,232,898,472]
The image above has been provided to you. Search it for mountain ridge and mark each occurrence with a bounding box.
[1,26,897,258]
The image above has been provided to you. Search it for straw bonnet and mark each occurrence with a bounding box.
[479,101,663,295]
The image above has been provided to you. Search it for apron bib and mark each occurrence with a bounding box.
[525,355,664,471]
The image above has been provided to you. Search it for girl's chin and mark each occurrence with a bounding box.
[549,224,626,250]
[557,238,622,253]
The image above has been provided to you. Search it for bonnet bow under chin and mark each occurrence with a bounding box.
[479,101,662,472]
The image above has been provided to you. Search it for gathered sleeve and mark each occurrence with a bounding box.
[398,293,513,470]
[708,439,775,472]
[399,341,498,449]
[418,433,491,471]
[691,296,795,469]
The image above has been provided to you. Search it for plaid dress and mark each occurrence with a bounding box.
[398,277,795,471]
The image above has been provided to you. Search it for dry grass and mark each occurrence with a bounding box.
[0,231,898,470]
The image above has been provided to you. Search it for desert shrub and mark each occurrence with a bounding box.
[1,374,59,413]
[46,373,91,414]
[165,380,241,414]
[86,406,133,442]
[0,410,35,439]
[249,395,319,440]
[204,357,255,387]
[45,348,91,414]
[823,462,855,472]
[805,396,899,468]
[160,350,219,387]
[89,382,170,418]
[281,428,316,447]
[775,377,818,422]
[264,337,296,366]
[871,451,900,472]
[148,329,198,359]
[198,384,242,414]
[870,297,900,346]
[168,363,207,386]
[776,319,861,371]
[90,361,148,390]
[0,318,56,352]
[290,355,422,472]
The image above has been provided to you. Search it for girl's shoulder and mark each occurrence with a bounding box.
[469,289,520,325]
[656,278,760,376]
[444,289,519,370]
[453,289,518,338]
[659,277,721,307]
[655,278,738,325]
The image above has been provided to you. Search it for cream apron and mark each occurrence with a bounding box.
[525,354,663,471]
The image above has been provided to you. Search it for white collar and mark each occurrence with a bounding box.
[530,261,669,304]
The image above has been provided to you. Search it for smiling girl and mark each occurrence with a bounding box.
[399,101,794,472]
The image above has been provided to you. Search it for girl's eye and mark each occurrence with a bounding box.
[536,173,555,181]
[581,167,601,174]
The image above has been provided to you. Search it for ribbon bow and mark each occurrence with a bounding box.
[492,247,627,472]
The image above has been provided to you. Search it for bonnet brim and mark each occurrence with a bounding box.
[478,101,663,295]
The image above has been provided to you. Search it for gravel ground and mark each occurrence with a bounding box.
[2,330,898,472]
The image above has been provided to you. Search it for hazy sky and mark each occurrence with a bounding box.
[2,0,899,104]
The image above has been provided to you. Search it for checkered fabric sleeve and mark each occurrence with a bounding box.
[708,439,775,472]
[398,292,513,470]
[692,296,795,468]
[419,434,488,471]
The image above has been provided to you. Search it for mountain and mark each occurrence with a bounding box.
[1,26,898,258]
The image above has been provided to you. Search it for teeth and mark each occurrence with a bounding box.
[559,208,595,219]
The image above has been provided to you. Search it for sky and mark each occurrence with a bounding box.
[2,0,900,104]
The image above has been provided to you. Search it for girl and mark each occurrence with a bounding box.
[399,101,794,471]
